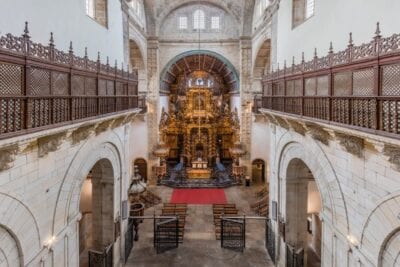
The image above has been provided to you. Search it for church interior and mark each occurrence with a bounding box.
[0,1,399,267]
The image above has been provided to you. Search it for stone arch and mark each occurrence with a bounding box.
[160,50,240,93]
[129,39,147,93]
[133,158,148,182]
[0,226,22,267]
[0,193,41,265]
[156,0,241,33]
[379,229,400,267]
[275,132,348,232]
[253,39,271,92]
[360,192,400,266]
[52,134,124,235]
[251,158,267,183]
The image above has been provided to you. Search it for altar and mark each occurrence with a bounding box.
[187,168,212,179]
[188,159,211,179]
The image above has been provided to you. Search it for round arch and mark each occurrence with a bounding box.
[52,133,124,235]
[156,0,242,32]
[251,158,267,183]
[160,50,240,93]
[0,193,41,265]
[360,192,400,266]
[275,133,348,231]
[0,226,22,267]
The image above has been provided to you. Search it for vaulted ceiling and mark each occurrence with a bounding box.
[144,0,255,37]
[160,53,239,93]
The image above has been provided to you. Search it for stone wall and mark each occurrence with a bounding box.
[0,110,141,266]
[259,110,400,267]
[159,3,239,41]
[0,0,125,64]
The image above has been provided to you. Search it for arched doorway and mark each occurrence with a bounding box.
[79,159,115,267]
[134,158,148,182]
[285,159,322,267]
[252,159,266,184]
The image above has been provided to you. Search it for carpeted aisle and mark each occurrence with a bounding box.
[170,189,227,204]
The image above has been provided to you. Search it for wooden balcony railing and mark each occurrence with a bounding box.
[0,23,142,139]
[255,23,400,139]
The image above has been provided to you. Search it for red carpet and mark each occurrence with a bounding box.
[170,189,227,205]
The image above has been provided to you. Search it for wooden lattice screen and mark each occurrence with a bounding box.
[0,23,141,139]
[259,24,400,138]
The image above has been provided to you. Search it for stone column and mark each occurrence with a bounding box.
[146,37,160,184]
[239,37,253,174]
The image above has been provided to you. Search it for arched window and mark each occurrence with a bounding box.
[85,0,108,27]
[305,0,315,19]
[179,16,188,29]
[293,0,315,27]
[86,0,95,18]
[211,16,220,30]
[193,9,205,29]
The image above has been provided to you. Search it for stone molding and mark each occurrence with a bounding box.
[0,145,18,171]
[287,119,306,136]
[38,132,68,158]
[334,132,365,158]
[71,124,95,145]
[305,122,331,146]
[274,116,290,130]
[95,119,114,135]
[383,145,400,171]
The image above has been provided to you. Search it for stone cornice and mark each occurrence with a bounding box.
[334,132,364,158]
[259,109,400,161]
[0,109,141,172]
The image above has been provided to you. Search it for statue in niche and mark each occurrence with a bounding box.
[195,94,205,110]
[232,107,240,128]
[223,102,230,115]
[159,107,169,128]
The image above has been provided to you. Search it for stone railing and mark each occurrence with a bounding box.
[257,23,400,139]
[0,22,142,139]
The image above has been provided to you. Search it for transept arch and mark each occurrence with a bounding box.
[253,39,271,92]
[155,0,242,33]
[160,50,240,94]
[129,39,147,93]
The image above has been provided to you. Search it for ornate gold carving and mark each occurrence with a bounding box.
[38,132,67,157]
[305,123,331,146]
[0,144,18,171]
[335,132,364,158]
[383,144,400,171]
[72,124,95,144]
[287,119,306,136]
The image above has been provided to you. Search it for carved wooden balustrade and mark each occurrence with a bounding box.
[257,23,400,139]
[0,23,141,139]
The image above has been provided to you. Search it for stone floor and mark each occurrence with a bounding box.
[126,184,274,267]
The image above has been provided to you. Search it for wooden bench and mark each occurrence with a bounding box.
[212,203,240,240]
[161,203,188,243]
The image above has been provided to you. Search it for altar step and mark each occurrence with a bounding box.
[159,178,239,189]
